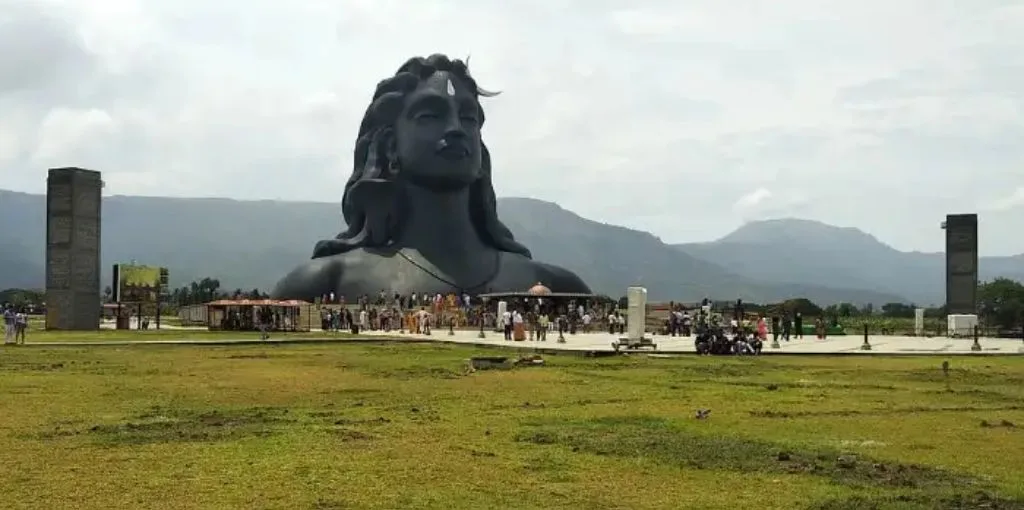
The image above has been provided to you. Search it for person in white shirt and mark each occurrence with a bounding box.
[582,313,591,332]
[3,307,15,344]
[607,313,617,334]
[416,308,432,334]
[14,311,27,344]
[502,310,513,340]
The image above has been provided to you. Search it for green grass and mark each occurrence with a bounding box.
[18,316,353,343]
[1,344,1023,509]
[23,328,354,343]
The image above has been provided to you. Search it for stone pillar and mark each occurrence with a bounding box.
[45,167,102,330]
[943,214,978,315]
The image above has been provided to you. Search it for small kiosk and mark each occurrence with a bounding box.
[478,283,598,339]
[205,299,312,332]
[478,284,596,319]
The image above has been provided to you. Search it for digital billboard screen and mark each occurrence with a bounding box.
[114,264,163,303]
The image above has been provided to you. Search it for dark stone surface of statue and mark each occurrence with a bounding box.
[272,54,591,300]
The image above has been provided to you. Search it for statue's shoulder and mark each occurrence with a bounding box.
[530,260,591,294]
[271,254,348,300]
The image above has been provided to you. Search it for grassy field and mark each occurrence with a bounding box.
[17,315,353,343]
[21,328,353,343]
[1,343,1023,509]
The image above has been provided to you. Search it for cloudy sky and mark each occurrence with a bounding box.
[2,0,1023,255]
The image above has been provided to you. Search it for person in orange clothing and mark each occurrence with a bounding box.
[512,309,526,341]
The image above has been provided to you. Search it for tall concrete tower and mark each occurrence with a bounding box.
[45,167,102,330]
[942,213,978,315]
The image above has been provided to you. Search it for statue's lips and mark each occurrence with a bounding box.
[436,144,470,160]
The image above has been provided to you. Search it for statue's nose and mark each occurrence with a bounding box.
[442,122,468,144]
[443,111,468,136]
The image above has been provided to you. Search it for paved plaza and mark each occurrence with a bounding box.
[361,329,1024,355]
[25,323,1024,354]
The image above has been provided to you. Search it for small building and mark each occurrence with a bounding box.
[177,304,208,326]
[205,299,313,332]
[478,283,596,314]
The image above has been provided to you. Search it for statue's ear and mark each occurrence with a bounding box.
[380,127,399,174]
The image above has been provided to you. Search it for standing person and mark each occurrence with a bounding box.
[782,314,792,341]
[15,309,27,344]
[756,315,768,341]
[3,306,15,345]
[417,307,432,335]
[794,312,804,339]
[771,315,780,343]
[538,312,549,341]
[607,312,617,334]
[359,308,369,333]
[502,308,513,340]
[512,309,525,341]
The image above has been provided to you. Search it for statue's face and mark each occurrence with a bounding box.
[394,71,483,190]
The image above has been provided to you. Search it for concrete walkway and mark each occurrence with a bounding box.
[18,328,1024,355]
[360,329,1024,355]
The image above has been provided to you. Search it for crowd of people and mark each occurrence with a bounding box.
[314,291,628,341]
[660,301,838,355]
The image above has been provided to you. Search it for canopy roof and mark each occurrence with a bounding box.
[207,299,309,307]
[478,284,595,299]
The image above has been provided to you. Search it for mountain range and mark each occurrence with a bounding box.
[2,189,1021,305]
[674,219,1024,305]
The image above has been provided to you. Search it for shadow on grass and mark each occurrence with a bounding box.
[810,492,1024,510]
[38,405,393,446]
[749,405,1024,419]
[515,415,1024,509]
[371,366,466,380]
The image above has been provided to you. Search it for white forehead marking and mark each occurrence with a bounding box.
[446,79,455,96]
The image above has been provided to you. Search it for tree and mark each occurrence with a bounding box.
[0,288,44,307]
[780,298,821,316]
[168,277,225,306]
[881,302,916,318]
[977,278,1024,330]
[836,303,859,317]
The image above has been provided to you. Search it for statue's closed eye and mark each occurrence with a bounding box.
[415,112,440,123]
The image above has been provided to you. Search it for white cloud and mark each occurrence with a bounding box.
[733,187,809,221]
[32,107,118,164]
[1,0,1023,255]
[983,187,1024,212]
[734,188,774,212]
